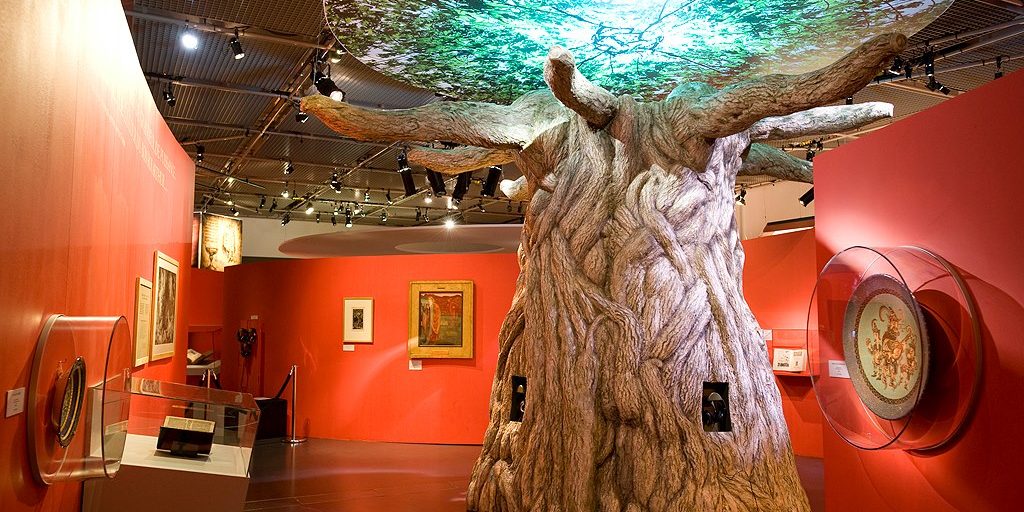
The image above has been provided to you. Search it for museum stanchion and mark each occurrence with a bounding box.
[283,364,307,445]
[807,245,982,451]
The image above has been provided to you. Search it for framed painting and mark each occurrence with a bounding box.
[408,281,473,359]
[343,297,374,344]
[133,277,153,367]
[150,251,179,362]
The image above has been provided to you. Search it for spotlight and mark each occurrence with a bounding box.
[735,189,746,205]
[451,172,472,206]
[481,165,503,197]
[227,176,235,184]
[163,84,176,107]
[904,63,913,80]
[312,70,345,102]
[282,185,290,198]
[415,208,422,222]
[805,148,816,162]
[295,110,308,123]
[269,198,278,213]
[888,57,904,76]
[424,195,433,204]
[316,212,321,223]
[507,202,512,212]
[447,196,455,210]
[181,31,199,50]
[426,169,447,196]
[345,209,353,228]
[258,195,266,211]
[938,84,950,95]
[353,203,362,215]
[799,187,815,207]
[331,213,337,226]
[226,198,234,206]
[423,210,431,223]
[380,210,388,224]
[845,97,854,105]
[229,30,245,60]
[330,172,342,193]
[305,203,315,215]
[329,48,343,64]
[386,190,393,205]
[284,161,294,175]
[444,217,456,229]
[364,189,371,202]
[924,52,935,77]
[397,149,417,196]
[230,206,239,216]
[195,144,204,163]
[281,213,291,226]
[995,56,1004,79]
[477,203,486,213]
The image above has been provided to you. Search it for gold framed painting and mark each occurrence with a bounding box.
[343,297,374,344]
[133,277,153,367]
[150,251,179,362]
[408,281,473,359]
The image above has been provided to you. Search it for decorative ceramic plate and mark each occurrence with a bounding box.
[842,274,929,420]
[324,0,951,102]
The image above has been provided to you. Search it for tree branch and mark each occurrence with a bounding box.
[407,146,516,175]
[544,46,619,128]
[749,102,894,141]
[739,144,814,184]
[500,176,530,201]
[695,33,906,138]
[301,91,563,150]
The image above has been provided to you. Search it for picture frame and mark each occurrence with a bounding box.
[408,280,473,359]
[150,251,179,362]
[197,213,243,272]
[343,297,374,344]
[133,277,153,367]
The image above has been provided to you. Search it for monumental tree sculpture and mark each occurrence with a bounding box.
[303,32,906,511]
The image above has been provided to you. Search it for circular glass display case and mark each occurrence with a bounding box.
[27,315,133,484]
[807,246,981,451]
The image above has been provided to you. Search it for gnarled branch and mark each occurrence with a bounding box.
[739,144,814,184]
[749,102,894,141]
[695,33,906,138]
[544,47,619,128]
[301,91,564,150]
[407,146,516,175]
[500,177,530,201]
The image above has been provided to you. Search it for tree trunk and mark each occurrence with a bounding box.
[467,97,808,511]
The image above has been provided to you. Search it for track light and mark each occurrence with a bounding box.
[805,148,815,161]
[845,97,854,105]
[444,217,456,229]
[735,189,746,205]
[477,203,486,213]
[364,189,371,202]
[281,213,291,226]
[380,210,388,224]
[345,209,353,228]
[924,52,935,77]
[295,110,308,123]
[305,203,315,215]
[451,172,472,206]
[386,190,393,205]
[888,57,903,76]
[799,188,815,207]
[195,144,204,163]
[927,77,951,95]
[423,210,430,223]
[312,70,345,102]
[269,198,278,213]
[481,165,503,197]
[181,31,199,50]
[330,172,342,192]
[229,30,245,60]
[163,83,176,107]
[353,203,362,215]
[415,208,422,222]
[282,185,290,198]
[329,48,343,64]
[397,149,417,196]
[229,206,239,216]
[426,169,447,196]
[904,63,913,80]
[258,195,266,211]
[424,195,433,204]
[995,56,1003,79]
[284,161,294,175]
[316,212,321,223]
[331,213,337,226]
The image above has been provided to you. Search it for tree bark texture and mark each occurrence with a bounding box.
[302,33,906,512]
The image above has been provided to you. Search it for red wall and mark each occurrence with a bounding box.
[0,1,195,510]
[815,69,1024,511]
[742,229,824,457]
[221,254,520,444]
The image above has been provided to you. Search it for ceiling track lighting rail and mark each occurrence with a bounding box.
[907,16,1024,53]
[195,164,266,190]
[125,8,333,50]
[164,117,388,146]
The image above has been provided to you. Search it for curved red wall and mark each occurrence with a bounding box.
[220,254,519,444]
[0,1,195,510]
[815,70,1024,510]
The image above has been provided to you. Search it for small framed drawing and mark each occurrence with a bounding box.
[133,277,153,367]
[343,297,374,344]
[408,281,473,359]
[772,348,807,372]
[150,251,180,362]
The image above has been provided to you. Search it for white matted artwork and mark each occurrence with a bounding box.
[343,297,374,344]
[133,277,153,367]
[772,348,807,372]
[150,251,179,361]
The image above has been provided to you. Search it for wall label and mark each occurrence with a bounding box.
[342,344,355,352]
[5,387,25,417]
[828,360,851,379]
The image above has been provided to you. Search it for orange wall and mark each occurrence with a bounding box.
[742,229,824,458]
[220,254,520,444]
[815,69,1024,510]
[0,1,195,510]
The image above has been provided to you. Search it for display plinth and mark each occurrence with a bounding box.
[807,245,981,451]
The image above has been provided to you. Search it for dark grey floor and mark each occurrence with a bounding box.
[246,439,824,511]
